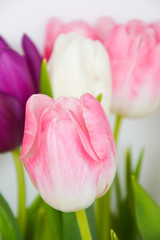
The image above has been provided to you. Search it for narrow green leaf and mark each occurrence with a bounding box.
[0,193,22,240]
[62,212,81,240]
[131,176,160,240]
[114,173,122,212]
[86,205,97,240]
[96,93,102,103]
[110,229,119,240]
[40,59,53,98]
[24,195,43,240]
[113,197,137,240]
[43,201,62,240]
[134,148,145,181]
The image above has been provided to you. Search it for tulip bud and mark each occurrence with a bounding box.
[95,18,160,117]
[44,18,97,60]
[47,33,112,113]
[0,35,41,152]
[20,93,116,212]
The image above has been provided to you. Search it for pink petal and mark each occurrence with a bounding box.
[68,110,99,162]
[80,93,116,160]
[125,19,148,35]
[20,94,54,163]
[29,117,100,211]
[53,96,87,129]
[95,17,116,41]
[150,21,160,42]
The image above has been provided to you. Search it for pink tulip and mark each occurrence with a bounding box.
[95,18,160,117]
[44,18,97,60]
[20,93,116,212]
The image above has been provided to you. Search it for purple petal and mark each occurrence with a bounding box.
[0,48,36,106]
[0,36,9,51]
[0,92,24,152]
[22,34,42,92]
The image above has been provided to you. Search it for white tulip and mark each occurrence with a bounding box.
[48,33,112,113]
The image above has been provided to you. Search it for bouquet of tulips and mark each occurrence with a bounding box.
[0,17,160,240]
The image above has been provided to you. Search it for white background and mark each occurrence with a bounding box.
[0,0,160,214]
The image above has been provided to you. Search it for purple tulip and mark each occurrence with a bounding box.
[0,34,42,152]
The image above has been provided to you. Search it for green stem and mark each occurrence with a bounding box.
[33,208,45,240]
[113,115,123,211]
[114,115,122,145]
[75,210,92,240]
[12,148,26,235]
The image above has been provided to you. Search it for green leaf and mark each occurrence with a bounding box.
[86,205,97,240]
[134,148,145,181]
[42,201,62,240]
[24,195,43,240]
[33,206,54,240]
[25,195,62,240]
[96,93,102,103]
[0,193,22,240]
[113,197,137,240]
[40,59,53,98]
[131,176,160,240]
[62,212,81,240]
[110,229,119,240]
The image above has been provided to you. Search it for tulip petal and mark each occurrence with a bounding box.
[51,96,100,161]
[81,93,116,193]
[52,96,84,123]
[150,21,160,41]
[0,49,36,105]
[68,110,99,162]
[0,92,24,152]
[95,17,116,41]
[20,94,54,163]
[30,118,100,212]
[22,34,42,92]
[81,93,116,160]
[0,36,9,51]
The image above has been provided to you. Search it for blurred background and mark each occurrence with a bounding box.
[0,0,160,215]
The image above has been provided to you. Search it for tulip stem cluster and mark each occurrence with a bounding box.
[75,210,92,240]
[12,148,26,235]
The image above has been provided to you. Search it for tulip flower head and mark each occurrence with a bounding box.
[44,17,97,60]
[47,33,112,113]
[95,18,160,117]
[0,35,41,152]
[20,93,116,212]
